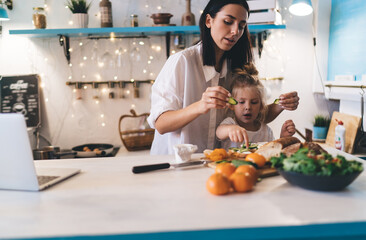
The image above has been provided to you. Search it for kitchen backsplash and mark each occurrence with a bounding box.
[0,0,332,151]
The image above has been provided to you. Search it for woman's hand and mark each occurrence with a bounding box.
[279,91,300,111]
[197,86,230,114]
[227,125,249,148]
[280,120,296,138]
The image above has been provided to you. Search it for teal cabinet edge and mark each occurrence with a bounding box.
[9,25,286,38]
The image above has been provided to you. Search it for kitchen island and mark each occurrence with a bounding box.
[1,146,366,240]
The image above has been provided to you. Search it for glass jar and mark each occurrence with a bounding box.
[130,14,138,27]
[33,7,47,29]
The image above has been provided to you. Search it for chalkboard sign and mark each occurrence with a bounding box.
[0,75,41,128]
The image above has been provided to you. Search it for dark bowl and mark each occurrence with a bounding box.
[277,169,363,191]
[150,13,173,24]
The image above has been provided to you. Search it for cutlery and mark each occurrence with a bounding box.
[132,160,209,174]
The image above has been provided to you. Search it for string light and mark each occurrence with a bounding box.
[68,76,72,79]
[68,21,73,25]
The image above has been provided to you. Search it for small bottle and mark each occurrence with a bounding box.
[33,7,47,29]
[100,0,113,27]
[335,120,346,151]
[130,14,138,27]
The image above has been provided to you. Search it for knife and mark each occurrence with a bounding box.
[132,160,208,174]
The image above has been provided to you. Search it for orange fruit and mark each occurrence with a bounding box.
[206,173,231,195]
[208,148,228,161]
[235,164,258,183]
[229,172,254,193]
[215,162,236,178]
[245,153,266,168]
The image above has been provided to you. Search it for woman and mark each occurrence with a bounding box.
[147,0,299,154]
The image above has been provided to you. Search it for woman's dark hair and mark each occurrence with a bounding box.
[199,0,253,70]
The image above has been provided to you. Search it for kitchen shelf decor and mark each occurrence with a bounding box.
[9,24,286,63]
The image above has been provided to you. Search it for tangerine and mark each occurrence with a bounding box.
[208,148,228,161]
[229,172,254,193]
[235,164,258,183]
[245,153,266,168]
[215,162,236,178]
[206,173,231,195]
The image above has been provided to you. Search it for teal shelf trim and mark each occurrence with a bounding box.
[9,24,286,38]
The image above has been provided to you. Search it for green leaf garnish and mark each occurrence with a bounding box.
[274,98,280,104]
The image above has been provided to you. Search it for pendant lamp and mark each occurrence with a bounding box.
[0,5,9,21]
[289,0,313,16]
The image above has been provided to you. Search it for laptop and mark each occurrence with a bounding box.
[0,113,80,191]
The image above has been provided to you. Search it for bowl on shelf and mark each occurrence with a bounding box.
[150,13,173,25]
[277,169,363,191]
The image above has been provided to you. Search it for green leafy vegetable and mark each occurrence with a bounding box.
[229,143,258,153]
[273,98,280,104]
[270,148,363,176]
[231,159,258,169]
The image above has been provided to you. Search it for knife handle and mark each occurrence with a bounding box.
[132,163,171,174]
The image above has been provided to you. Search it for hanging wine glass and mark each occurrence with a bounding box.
[91,40,99,63]
[130,46,141,63]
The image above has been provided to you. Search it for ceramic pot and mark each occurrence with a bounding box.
[73,13,89,28]
[150,13,173,25]
[313,126,328,140]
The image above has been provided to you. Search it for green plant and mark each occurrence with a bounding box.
[313,115,331,127]
[66,0,91,14]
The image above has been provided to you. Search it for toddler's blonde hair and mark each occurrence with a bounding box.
[231,65,267,123]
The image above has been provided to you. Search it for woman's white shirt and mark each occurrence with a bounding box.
[219,117,274,150]
[147,43,233,155]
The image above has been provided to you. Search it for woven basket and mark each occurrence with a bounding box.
[119,109,155,151]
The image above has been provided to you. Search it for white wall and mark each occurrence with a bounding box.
[0,0,334,150]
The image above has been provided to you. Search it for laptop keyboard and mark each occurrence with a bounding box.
[37,175,59,185]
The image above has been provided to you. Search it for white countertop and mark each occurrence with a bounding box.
[1,146,366,239]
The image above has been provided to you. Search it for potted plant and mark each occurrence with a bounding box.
[66,0,91,28]
[313,115,331,140]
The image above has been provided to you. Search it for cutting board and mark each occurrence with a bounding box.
[325,111,361,153]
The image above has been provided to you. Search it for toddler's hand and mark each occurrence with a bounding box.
[228,125,249,148]
[280,120,296,138]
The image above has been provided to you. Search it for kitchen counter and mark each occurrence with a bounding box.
[1,146,366,239]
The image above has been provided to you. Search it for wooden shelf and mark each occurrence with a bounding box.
[9,24,286,63]
[8,24,286,38]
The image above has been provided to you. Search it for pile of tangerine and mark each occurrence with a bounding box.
[206,153,266,195]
